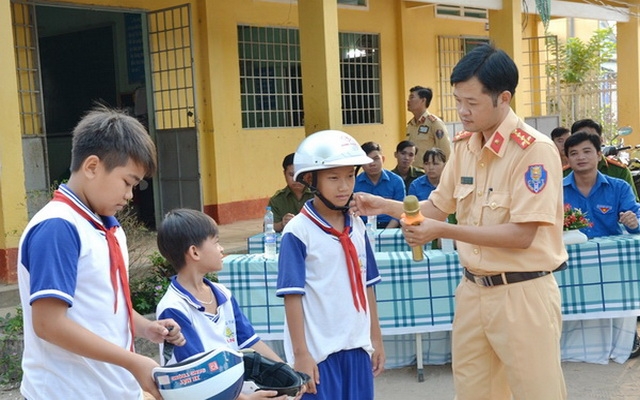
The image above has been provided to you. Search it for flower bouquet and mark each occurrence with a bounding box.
[563,204,592,231]
[563,204,592,245]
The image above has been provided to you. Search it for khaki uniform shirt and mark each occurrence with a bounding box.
[267,186,314,223]
[429,109,568,275]
[406,110,452,166]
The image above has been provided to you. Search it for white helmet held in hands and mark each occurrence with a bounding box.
[152,347,244,400]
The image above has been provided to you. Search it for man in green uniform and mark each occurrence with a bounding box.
[563,119,639,200]
[390,140,424,194]
[268,153,314,232]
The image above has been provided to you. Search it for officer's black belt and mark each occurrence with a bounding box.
[464,268,550,287]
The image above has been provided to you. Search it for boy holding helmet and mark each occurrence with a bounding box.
[276,130,385,399]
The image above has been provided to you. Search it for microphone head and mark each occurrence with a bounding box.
[403,195,420,215]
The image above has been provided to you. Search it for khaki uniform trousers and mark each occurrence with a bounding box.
[452,273,567,400]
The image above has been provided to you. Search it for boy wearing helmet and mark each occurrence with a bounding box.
[276,130,385,399]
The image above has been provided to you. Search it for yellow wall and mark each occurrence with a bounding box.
[195,0,410,210]
[0,0,28,281]
[5,0,599,226]
[0,4,27,237]
[400,4,486,125]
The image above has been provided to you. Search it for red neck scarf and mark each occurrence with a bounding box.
[52,188,135,350]
[301,206,367,313]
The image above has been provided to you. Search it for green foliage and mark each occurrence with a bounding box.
[130,252,173,315]
[0,307,24,386]
[548,27,616,85]
[547,27,617,129]
[129,251,219,315]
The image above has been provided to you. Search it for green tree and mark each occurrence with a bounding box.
[547,27,617,138]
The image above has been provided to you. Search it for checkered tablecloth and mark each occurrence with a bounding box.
[248,228,418,254]
[247,233,283,254]
[222,234,640,366]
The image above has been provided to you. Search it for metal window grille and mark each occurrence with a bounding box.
[526,35,618,132]
[238,26,382,128]
[339,32,382,125]
[438,37,490,122]
[436,5,488,20]
[238,25,303,128]
[522,35,560,119]
[438,35,565,123]
[11,2,45,137]
[257,0,367,6]
[148,5,195,130]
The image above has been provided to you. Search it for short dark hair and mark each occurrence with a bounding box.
[450,44,518,105]
[157,208,219,272]
[564,130,601,157]
[70,105,157,176]
[282,153,295,170]
[550,127,570,140]
[422,147,447,164]
[395,140,417,154]
[409,86,433,108]
[361,141,381,155]
[571,119,602,136]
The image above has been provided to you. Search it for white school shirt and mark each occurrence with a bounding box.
[276,201,381,365]
[156,276,259,365]
[18,185,140,400]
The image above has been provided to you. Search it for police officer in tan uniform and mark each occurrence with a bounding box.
[352,45,568,400]
[406,86,452,165]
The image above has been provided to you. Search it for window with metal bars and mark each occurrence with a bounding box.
[257,0,367,6]
[437,36,490,122]
[238,26,302,128]
[339,0,366,5]
[339,32,382,125]
[237,25,381,128]
[435,5,487,20]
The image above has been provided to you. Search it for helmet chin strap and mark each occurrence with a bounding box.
[297,172,352,213]
[315,191,352,213]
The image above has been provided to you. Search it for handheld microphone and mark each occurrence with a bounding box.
[402,195,425,261]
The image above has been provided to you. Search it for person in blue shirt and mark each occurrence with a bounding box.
[409,147,447,201]
[563,131,640,238]
[354,141,406,228]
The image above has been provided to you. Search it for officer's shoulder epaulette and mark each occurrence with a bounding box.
[453,131,473,142]
[427,114,437,123]
[510,128,535,149]
[605,156,627,169]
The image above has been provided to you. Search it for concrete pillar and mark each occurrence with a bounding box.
[617,12,640,145]
[0,1,29,283]
[298,0,343,134]
[488,0,525,113]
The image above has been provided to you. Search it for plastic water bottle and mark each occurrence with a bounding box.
[263,206,277,260]
[366,215,377,251]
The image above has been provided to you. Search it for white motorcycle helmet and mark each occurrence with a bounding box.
[152,347,244,400]
[293,130,373,181]
[293,130,372,211]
